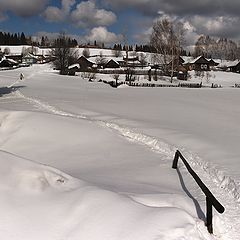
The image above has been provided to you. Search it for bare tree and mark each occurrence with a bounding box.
[3,47,10,55]
[112,49,122,58]
[82,47,90,58]
[150,19,173,72]
[150,18,185,82]
[138,53,147,68]
[112,74,120,86]
[125,67,135,84]
[96,51,107,67]
[50,32,78,75]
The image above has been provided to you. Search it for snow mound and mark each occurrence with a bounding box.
[0,150,210,240]
[0,150,81,193]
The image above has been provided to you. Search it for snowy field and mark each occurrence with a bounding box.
[0,64,240,239]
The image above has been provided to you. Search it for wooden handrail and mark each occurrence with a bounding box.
[172,150,225,234]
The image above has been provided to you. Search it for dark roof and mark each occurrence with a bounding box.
[105,59,120,68]
[192,56,209,64]
[208,59,219,66]
[228,61,240,68]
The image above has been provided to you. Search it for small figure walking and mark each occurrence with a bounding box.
[20,73,24,81]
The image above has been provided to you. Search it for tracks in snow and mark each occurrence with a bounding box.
[13,90,240,240]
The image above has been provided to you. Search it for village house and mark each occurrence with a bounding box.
[22,53,39,65]
[185,56,210,71]
[5,54,22,63]
[104,59,120,69]
[228,61,240,73]
[122,56,141,67]
[0,58,18,68]
[68,64,80,75]
[77,56,95,71]
[208,59,219,69]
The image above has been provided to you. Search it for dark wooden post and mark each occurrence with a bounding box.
[172,150,224,234]
[172,150,179,169]
[206,197,213,234]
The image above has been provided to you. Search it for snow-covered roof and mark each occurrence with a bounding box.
[188,56,205,64]
[68,64,80,69]
[23,53,39,60]
[106,59,120,65]
[217,60,240,68]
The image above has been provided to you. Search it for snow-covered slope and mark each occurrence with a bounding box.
[1,64,240,239]
[0,111,210,240]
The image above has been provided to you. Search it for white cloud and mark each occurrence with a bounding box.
[70,1,116,28]
[84,27,123,44]
[190,15,240,39]
[133,28,152,44]
[42,7,66,22]
[42,0,75,22]
[42,0,116,28]
[0,0,49,17]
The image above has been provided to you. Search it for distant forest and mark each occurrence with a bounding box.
[0,31,78,48]
[0,31,189,56]
[0,32,27,45]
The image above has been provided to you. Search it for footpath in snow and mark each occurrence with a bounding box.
[0,64,240,239]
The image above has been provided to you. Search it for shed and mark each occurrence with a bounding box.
[177,66,188,80]
[68,64,80,75]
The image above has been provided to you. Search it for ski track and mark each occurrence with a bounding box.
[11,90,240,240]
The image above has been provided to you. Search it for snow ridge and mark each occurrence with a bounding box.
[14,90,240,239]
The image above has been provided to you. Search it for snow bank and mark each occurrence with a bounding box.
[0,145,209,240]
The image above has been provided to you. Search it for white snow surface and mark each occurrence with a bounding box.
[0,64,240,239]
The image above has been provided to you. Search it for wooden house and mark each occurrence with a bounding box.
[0,59,18,68]
[208,59,219,68]
[228,62,240,73]
[68,64,80,75]
[6,54,22,63]
[77,56,94,71]
[104,59,120,68]
[122,56,141,67]
[22,53,38,64]
[167,56,185,73]
[167,56,185,68]
[186,56,210,71]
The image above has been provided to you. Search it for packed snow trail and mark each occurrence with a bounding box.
[12,89,240,240]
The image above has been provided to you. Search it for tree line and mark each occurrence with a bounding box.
[0,32,27,45]
[194,35,240,60]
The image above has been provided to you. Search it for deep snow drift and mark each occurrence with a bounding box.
[0,111,210,240]
[0,64,240,239]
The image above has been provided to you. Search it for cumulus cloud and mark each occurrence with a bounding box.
[103,0,240,17]
[34,28,122,46]
[42,0,116,28]
[84,26,123,44]
[190,15,240,39]
[70,0,116,28]
[0,0,49,17]
[42,0,75,22]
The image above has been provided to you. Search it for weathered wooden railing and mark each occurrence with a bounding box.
[172,150,225,234]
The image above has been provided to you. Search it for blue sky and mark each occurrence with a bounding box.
[0,0,240,47]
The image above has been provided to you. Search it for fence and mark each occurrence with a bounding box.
[172,150,225,234]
